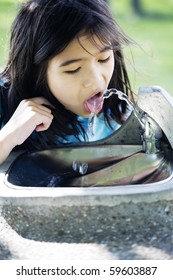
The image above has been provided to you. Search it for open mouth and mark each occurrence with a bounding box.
[84,91,104,114]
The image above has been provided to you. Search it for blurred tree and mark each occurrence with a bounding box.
[131,0,144,16]
[131,0,173,19]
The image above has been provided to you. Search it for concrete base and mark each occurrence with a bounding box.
[0,200,173,260]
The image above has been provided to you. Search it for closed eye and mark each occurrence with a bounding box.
[65,67,81,74]
[98,56,111,63]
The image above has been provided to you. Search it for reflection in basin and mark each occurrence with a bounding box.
[4,144,173,188]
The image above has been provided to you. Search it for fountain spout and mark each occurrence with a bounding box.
[140,114,160,154]
[137,86,173,150]
[103,88,161,154]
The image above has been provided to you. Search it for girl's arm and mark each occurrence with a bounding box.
[0,97,53,165]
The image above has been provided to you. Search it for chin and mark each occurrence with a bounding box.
[79,112,90,118]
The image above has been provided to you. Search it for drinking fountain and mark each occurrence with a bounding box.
[0,86,173,260]
[1,86,173,189]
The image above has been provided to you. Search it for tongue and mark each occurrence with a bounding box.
[85,95,103,113]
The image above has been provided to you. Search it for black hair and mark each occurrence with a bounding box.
[1,0,134,150]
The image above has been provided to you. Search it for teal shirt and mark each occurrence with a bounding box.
[55,114,121,144]
[76,114,120,142]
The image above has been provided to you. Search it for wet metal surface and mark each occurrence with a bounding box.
[4,146,173,187]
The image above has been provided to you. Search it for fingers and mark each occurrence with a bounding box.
[0,96,55,162]
[29,97,55,108]
[20,99,53,115]
[35,122,52,132]
[22,99,54,131]
[6,97,55,146]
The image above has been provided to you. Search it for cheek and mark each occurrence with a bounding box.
[47,74,80,107]
[47,75,65,103]
[106,57,115,83]
[110,57,115,76]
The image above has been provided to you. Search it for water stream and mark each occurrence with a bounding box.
[87,88,143,136]
[101,88,145,128]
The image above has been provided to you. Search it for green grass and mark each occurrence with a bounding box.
[110,0,173,94]
[0,0,173,94]
[0,0,21,67]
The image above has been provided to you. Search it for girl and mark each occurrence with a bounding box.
[0,0,134,165]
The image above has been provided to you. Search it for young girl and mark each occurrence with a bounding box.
[0,0,134,165]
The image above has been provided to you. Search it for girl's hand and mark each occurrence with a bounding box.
[0,97,54,164]
[7,97,54,145]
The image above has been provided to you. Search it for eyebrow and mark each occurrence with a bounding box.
[59,46,112,67]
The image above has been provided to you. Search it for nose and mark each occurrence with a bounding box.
[83,65,104,88]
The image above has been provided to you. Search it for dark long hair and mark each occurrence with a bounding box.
[1,0,134,150]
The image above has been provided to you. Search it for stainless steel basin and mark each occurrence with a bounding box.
[3,144,173,188]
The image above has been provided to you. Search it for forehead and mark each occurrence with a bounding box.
[61,34,111,57]
[47,33,112,68]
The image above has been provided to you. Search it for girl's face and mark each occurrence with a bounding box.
[46,34,114,117]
